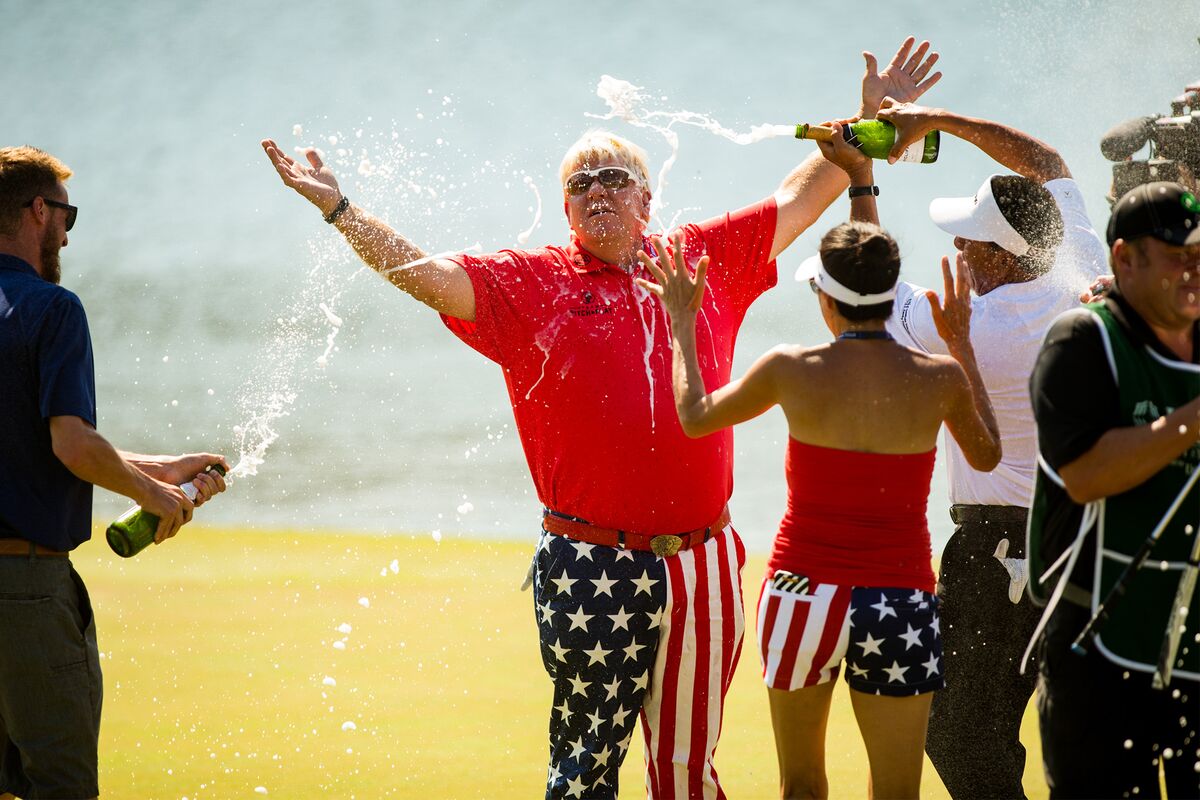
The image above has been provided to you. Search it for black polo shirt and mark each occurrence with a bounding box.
[0,253,97,550]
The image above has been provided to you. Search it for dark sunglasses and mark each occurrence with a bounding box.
[25,197,77,232]
[564,166,637,197]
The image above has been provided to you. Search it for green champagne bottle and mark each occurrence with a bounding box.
[796,119,939,164]
[106,463,227,558]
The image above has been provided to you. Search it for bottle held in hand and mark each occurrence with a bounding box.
[106,464,227,558]
[796,119,940,164]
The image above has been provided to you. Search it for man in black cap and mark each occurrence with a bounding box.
[1028,181,1200,798]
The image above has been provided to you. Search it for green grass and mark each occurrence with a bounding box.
[71,526,1048,799]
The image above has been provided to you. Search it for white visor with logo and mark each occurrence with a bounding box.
[794,254,897,306]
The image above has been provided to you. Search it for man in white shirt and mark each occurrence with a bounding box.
[876,101,1108,799]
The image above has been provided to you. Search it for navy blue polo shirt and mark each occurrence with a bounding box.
[0,253,97,550]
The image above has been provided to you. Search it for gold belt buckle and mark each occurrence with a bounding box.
[650,535,683,558]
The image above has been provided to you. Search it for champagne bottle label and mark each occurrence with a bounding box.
[895,139,926,164]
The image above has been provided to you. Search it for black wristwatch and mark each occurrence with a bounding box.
[324,195,350,224]
[848,185,880,198]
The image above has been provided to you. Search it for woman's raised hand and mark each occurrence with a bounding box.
[928,252,974,355]
[636,232,709,320]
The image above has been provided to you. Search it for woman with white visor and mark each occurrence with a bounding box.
[637,123,1002,799]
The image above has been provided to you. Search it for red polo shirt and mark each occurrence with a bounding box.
[442,198,777,534]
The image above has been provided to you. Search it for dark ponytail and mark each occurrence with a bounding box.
[818,221,901,321]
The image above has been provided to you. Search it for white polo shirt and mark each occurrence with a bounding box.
[886,178,1109,507]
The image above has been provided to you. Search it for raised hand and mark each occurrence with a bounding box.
[927,252,974,355]
[635,232,709,320]
[261,139,343,217]
[860,36,942,118]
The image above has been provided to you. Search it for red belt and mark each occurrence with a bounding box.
[541,507,731,557]
[0,538,69,557]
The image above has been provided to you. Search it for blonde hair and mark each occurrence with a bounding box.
[0,146,73,236]
[558,130,650,189]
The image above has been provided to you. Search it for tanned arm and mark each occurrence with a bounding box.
[636,233,780,437]
[929,254,1002,470]
[50,416,193,541]
[877,101,1069,182]
[262,139,475,321]
[769,36,944,261]
[1058,399,1200,503]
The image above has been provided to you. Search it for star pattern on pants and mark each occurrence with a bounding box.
[844,587,945,697]
[534,532,667,799]
[870,593,898,620]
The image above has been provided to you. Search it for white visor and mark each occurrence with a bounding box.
[928,173,1030,256]
[794,254,897,306]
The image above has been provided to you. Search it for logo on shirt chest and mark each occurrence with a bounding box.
[1133,399,1164,426]
[568,289,614,318]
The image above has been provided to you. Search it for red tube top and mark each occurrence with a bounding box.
[767,438,937,593]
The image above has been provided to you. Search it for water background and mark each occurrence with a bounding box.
[7,1,1195,554]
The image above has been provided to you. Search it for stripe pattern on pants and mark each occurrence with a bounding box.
[640,524,746,800]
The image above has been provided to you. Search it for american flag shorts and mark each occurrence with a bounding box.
[534,522,746,799]
[757,572,945,697]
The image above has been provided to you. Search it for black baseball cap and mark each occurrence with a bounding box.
[1106,181,1200,246]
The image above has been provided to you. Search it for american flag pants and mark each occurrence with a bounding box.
[532,522,746,799]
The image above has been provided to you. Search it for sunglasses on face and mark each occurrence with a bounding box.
[564,166,637,197]
[809,278,819,294]
[25,197,77,232]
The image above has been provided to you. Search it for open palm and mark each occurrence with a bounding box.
[261,139,342,216]
[928,253,974,354]
[861,36,942,117]
[636,233,709,320]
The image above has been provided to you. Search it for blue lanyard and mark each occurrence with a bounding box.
[838,330,893,341]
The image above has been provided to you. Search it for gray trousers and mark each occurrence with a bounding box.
[0,555,103,800]
[925,505,1041,800]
